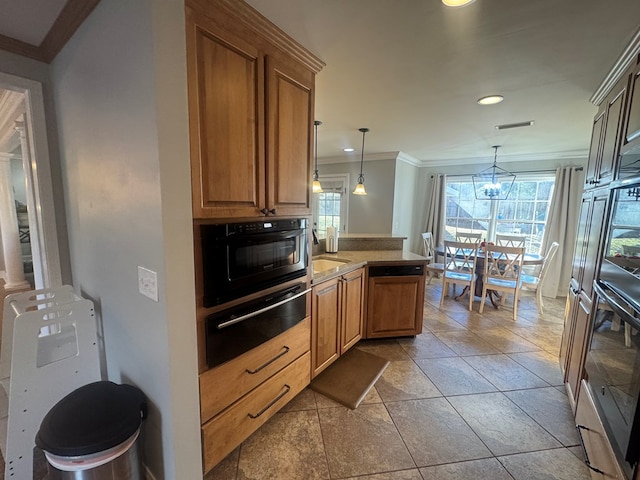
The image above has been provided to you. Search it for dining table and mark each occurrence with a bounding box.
[434,246,544,308]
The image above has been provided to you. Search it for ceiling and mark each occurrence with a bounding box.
[0,1,639,167]
[245,0,640,166]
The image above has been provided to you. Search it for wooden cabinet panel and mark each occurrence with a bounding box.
[266,57,314,217]
[202,351,310,473]
[585,111,605,188]
[366,273,425,338]
[199,317,310,423]
[311,268,365,377]
[582,192,610,299]
[341,268,365,354]
[311,278,340,377]
[187,17,265,218]
[575,379,626,479]
[566,292,592,409]
[599,88,627,183]
[624,66,640,148]
[559,287,576,377]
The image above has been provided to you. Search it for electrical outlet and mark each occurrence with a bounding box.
[138,266,158,302]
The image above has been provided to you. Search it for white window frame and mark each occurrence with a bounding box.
[312,173,350,236]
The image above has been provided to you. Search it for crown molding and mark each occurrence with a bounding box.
[0,0,101,63]
[590,26,640,106]
[319,151,412,165]
[418,149,589,168]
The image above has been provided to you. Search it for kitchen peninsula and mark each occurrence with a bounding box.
[310,233,428,377]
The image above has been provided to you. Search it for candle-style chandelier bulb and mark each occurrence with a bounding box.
[353,127,369,195]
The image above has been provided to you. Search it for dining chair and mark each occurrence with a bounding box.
[456,232,482,244]
[495,233,526,248]
[519,242,559,314]
[479,244,525,320]
[440,240,478,311]
[422,232,445,284]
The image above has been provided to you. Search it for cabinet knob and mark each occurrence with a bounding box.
[260,208,269,215]
[269,208,276,215]
[259,208,277,216]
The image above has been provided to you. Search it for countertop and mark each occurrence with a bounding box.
[311,250,428,284]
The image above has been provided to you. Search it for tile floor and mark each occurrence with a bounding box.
[205,282,591,480]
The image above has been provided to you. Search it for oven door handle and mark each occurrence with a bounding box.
[594,281,640,331]
[216,288,311,329]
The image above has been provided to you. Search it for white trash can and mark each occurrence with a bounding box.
[36,381,147,480]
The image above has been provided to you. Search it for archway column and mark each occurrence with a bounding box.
[0,153,29,291]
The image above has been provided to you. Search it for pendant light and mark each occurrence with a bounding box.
[312,120,323,193]
[353,127,369,195]
[472,145,516,200]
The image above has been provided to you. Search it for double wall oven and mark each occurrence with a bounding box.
[588,175,640,478]
[199,218,310,369]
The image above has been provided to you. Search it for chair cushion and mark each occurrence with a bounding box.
[520,274,539,287]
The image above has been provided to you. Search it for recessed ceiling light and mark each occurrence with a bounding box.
[343,148,355,152]
[442,0,476,7]
[477,95,504,105]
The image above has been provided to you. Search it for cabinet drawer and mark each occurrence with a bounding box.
[200,317,310,422]
[575,380,626,479]
[202,351,310,473]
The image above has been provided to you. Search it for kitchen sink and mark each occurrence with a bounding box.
[312,258,349,274]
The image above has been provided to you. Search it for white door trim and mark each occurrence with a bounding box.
[0,71,62,289]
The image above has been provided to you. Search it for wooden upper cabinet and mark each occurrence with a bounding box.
[585,76,627,189]
[187,22,265,218]
[623,64,640,150]
[185,2,323,219]
[266,56,314,217]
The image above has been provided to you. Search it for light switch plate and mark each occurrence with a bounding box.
[138,266,158,302]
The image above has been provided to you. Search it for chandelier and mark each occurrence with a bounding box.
[472,146,516,200]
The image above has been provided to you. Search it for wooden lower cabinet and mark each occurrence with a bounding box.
[201,351,310,472]
[199,317,310,422]
[566,290,592,410]
[575,379,626,479]
[366,266,425,338]
[311,268,365,378]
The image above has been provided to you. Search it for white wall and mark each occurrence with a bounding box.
[320,158,396,233]
[392,160,418,251]
[50,1,200,478]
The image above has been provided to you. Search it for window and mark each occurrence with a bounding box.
[445,176,555,254]
[313,175,349,236]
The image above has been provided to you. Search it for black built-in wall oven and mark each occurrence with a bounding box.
[201,218,308,307]
[587,175,640,478]
[200,218,310,369]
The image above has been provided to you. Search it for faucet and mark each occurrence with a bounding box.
[312,228,319,245]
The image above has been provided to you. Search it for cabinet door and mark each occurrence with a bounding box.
[559,286,577,377]
[585,112,605,188]
[566,292,592,410]
[340,268,364,354]
[581,191,609,299]
[265,55,314,217]
[623,65,640,150]
[599,85,627,184]
[186,16,266,218]
[570,192,592,286]
[366,275,424,338]
[311,277,340,377]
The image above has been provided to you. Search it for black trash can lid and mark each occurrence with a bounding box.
[36,381,147,457]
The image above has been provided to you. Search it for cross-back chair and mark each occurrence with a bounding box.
[520,242,559,314]
[456,232,482,244]
[495,234,526,248]
[422,232,445,284]
[440,240,478,311]
[479,244,525,320]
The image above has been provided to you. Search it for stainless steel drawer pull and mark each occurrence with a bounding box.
[245,346,290,374]
[248,384,291,419]
[575,424,605,474]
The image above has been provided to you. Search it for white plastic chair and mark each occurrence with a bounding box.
[519,242,559,314]
[421,232,445,284]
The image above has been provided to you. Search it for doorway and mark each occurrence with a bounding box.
[0,72,62,293]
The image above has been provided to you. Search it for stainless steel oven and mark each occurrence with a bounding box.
[201,218,308,307]
[586,176,640,478]
[205,282,309,368]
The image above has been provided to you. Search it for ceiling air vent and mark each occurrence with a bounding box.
[495,120,535,130]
